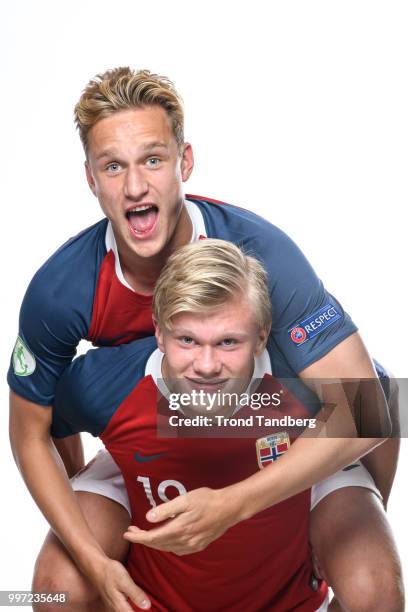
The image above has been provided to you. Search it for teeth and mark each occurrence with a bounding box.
[128,205,153,213]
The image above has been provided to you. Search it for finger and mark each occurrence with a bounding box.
[124,523,184,550]
[120,573,151,610]
[123,527,170,548]
[123,526,149,543]
[124,525,205,554]
[146,495,188,523]
[114,594,144,612]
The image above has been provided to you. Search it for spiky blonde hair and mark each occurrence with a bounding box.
[74,67,184,153]
[153,239,272,332]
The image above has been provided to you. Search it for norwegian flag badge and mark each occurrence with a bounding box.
[256,432,290,469]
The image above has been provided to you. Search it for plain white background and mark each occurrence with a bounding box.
[1,0,407,606]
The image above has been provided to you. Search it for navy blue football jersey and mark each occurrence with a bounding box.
[8,196,357,406]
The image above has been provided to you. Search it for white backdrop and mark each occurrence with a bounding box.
[1,0,407,606]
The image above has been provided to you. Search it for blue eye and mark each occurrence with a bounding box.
[106,162,121,172]
[146,157,160,167]
[221,339,236,346]
[180,336,194,345]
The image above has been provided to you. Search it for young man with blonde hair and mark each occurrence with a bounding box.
[51,238,390,611]
[8,68,403,611]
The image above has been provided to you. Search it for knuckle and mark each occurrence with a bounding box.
[192,539,206,552]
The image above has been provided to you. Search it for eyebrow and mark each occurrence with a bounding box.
[141,141,169,151]
[96,149,119,161]
[173,328,249,340]
[96,142,169,161]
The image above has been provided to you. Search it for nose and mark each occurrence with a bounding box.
[193,346,222,378]
[124,166,148,200]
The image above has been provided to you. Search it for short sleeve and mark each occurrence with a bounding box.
[7,221,107,405]
[265,231,358,373]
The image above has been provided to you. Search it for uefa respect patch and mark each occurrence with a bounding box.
[288,303,342,347]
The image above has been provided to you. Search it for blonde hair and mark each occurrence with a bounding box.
[153,239,272,331]
[74,67,184,153]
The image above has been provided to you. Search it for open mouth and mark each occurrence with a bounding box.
[126,204,159,238]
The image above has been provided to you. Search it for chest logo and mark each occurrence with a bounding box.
[134,451,167,463]
[256,431,290,469]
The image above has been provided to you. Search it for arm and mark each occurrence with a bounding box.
[125,436,382,555]
[8,227,106,476]
[125,333,390,555]
[9,391,151,612]
[299,332,397,504]
[53,434,85,478]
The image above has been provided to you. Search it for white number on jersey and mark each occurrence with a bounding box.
[137,476,187,508]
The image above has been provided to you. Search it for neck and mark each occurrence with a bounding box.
[116,204,192,295]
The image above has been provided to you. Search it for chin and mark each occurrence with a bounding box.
[128,238,164,259]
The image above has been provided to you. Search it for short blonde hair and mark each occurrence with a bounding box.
[153,239,272,331]
[74,67,184,153]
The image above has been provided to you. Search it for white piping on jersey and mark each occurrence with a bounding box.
[184,198,207,242]
[104,200,207,292]
[252,348,272,380]
[145,348,168,398]
[144,347,273,416]
[105,223,134,291]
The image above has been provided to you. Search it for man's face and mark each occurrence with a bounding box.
[85,106,194,260]
[155,295,269,414]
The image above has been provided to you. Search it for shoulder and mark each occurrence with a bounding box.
[22,219,108,320]
[188,196,320,314]
[187,194,284,240]
[53,337,157,437]
[29,219,108,295]
[186,195,311,271]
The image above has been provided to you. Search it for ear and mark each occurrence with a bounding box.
[254,325,271,357]
[180,142,194,182]
[85,161,97,197]
[154,318,166,353]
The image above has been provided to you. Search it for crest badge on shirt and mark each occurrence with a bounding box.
[256,432,290,469]
[12,336,36,376]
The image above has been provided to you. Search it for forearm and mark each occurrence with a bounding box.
[52,433,85,478]
[12,435,152,609]
[225,372,385,517]
[11,435,109,581]
[227,436,384,520]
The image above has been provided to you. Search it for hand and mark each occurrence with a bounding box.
[91,557,151,611]
[124,487,240,555]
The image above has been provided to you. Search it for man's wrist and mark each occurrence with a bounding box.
[222,464,284,521]
[74,545,111,585]
[221,480,262,523]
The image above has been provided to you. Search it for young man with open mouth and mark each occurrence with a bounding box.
[8,68,403,611]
